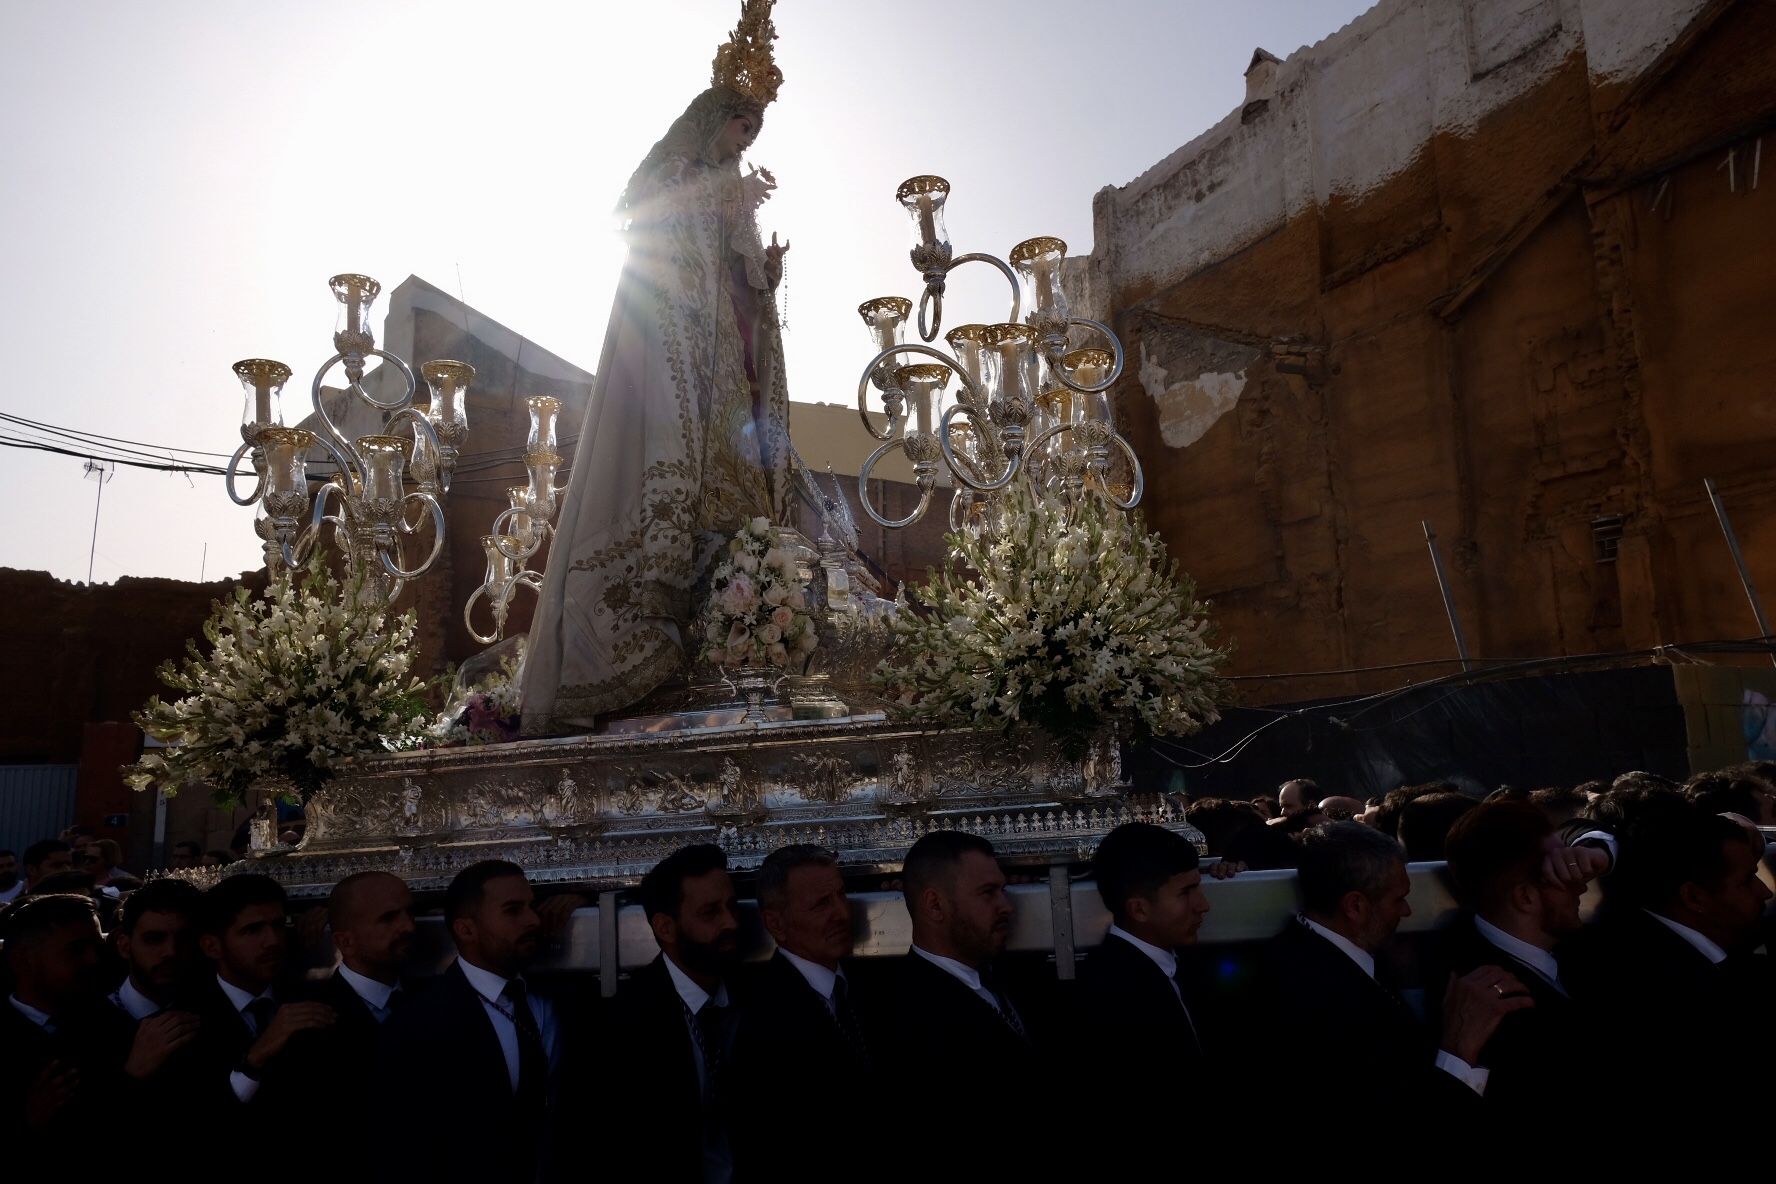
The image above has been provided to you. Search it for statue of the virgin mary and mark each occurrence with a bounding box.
[519,0,796,734]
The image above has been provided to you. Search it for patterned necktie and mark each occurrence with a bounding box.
[979,969,1029,1042]
[830,974,872,1073]
[245,997,278,1038]
[501,980,548,1104]
[693,1001,730,1106]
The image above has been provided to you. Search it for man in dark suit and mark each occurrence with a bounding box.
[1565,806,1772,1133]
[1075,822,1213,1126]
[1439,799,1597,1129]
[180,873,336,1175]
[604,843,745,1184]
[107,878,204,1093]
[278,871,418,1170]
[885,831,1040,1175]
[378,860,563,1184]
[1254,823,1530,1150]
[0,894,135,1167]
[731,844,876,1174]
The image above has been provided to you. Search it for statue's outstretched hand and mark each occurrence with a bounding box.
[741,165,777,210]
[765,232,791,289]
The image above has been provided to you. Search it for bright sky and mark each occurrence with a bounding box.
[0,0,1372,586]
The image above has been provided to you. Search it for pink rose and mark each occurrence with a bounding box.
[767,642,789,665]
[757,622,783,645]
[770,605,793,628]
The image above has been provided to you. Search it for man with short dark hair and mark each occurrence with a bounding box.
[169,840,203,869]
[1567,806,1772,1130]
[112,879,203,1020]
[888,831,1039,1173]
[1683,771,1776,827]
[1075,823,1214,1127]
[733,844,875,1173]
[21,838,73,892]
[0,848,21,904]
[181,872,336,1148]
[379,860,562,1184]
[1440,800,1598,1125]
[606,844,745,1183]
[1255,823,1531,1140]
[0,894,135,1160]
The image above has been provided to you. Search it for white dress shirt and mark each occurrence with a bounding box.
[1646,910,1728,965]
[1474,916,1565,994]
[1298,917,1489,1096]
[457,956,559,1094]
[1106,924,1202,1043]
[110,976,163,1021]
[216,973,277,1104]
[778,947,843,1012]
[8,994,55,1031]
[911,945,1004,1014]
[336,964,401,1023]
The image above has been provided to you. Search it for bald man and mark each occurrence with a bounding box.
[1278,779,1320,818]
[291,873,420,1169]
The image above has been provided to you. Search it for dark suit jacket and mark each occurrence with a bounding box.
[1565,908,1771,1131]
[1073,932,1210,1129]
[600,954,739,1184]
[730,952,879,1179]
[1433,915,1581,1129]
[172,973,335,1180]
[1254,920,1478,1148]
[0,999,134,1170]
[882,952,1044,1175]
[377,961,561,1184]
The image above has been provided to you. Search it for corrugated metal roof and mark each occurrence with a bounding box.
[0,765,78,854]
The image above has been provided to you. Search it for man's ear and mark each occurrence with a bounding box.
[1125,895,1152,927]
[648,911,675,950]
[199,932,222,962]
[1338,889,1369,928]
[450,916,476,950]
[759,906,785,945]
[1676,881,1712,917]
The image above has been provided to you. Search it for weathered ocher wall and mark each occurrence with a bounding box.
[1091,0,1776,703]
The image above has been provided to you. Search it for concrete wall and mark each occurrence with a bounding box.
[1089,0,1776,703]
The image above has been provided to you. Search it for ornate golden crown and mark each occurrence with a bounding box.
[711,0,782,107]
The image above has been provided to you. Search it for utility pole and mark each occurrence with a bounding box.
[83,458,113,583]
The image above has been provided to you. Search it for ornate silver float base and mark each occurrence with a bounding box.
[243,712,1203,897]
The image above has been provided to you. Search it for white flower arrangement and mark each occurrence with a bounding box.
[701,516,819,671]
[875,486,1228,758]
[123,567,434,805]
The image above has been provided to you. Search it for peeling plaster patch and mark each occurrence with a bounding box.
[1140,341,1247,449]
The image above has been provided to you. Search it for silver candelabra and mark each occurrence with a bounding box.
[464,395,566,643]
[224,274,472,603]
[854,176,1144,530]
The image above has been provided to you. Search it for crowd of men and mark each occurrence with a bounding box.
[1,763,1771,1179]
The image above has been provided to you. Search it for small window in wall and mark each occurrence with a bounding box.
[1592,515,1624,564]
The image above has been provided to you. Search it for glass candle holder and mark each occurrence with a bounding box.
[507,485,535,542]
[481,534,517,591]
[330,274,381,354]
[894,364,951,436]
[355,435,409,503]
[233,359,292,436]
[526,395,562,453]
[526,451,562,520]
[1010,237,1070,338]
[858,297,913,386]
[258,427,314,519]
[945,325,991,409]
[420,360,474,444]
[983,323,1039,409]
[895,175,951,265]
